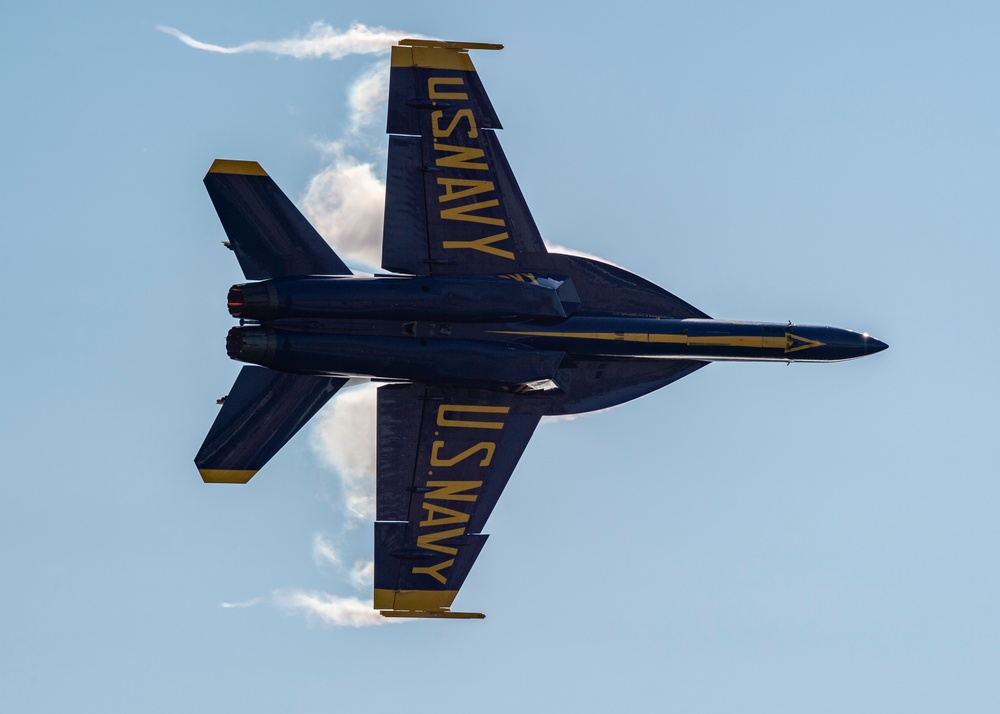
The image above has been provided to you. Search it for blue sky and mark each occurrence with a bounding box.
[2,2,998,711]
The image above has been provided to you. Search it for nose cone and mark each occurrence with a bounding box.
[785,326,888,361]
[865,334,888,355]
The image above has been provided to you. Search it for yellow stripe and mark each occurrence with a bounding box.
[687,335,764,348]
[373,588,458,611]
[491,330,800,351]
[199,469,257,484]
[493,330,652,342]
[208,159,267,177]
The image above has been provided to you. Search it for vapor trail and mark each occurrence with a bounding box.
[157,21,419,59]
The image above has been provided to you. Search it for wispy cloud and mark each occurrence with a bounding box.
[301,145,386,270]
[312,533,375,591]
[157,21,418,59]
[273,589,391,628]
[220,597,264,609]
[220,590,394,628]
[312,532,343,569]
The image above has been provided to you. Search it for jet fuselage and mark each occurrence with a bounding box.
[225,274,887,387]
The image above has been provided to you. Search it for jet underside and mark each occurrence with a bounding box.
[194,38,886,619]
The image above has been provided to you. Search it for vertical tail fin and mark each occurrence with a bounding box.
[204,160,352,279]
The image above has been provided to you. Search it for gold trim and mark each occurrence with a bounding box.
[207,159,267,177]
[199,469,257,484]
[390,45,476,71]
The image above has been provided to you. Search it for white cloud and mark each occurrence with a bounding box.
[312,532,342,568]
[346,59,390,135]
[349,560,375,590]
[220,597,264,609]
[300,149,385,270]
[157,21,421,59]
[309,385,378,521]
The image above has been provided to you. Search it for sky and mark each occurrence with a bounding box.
[2,1,999,711]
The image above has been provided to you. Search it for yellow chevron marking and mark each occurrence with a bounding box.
[784,332,826,353]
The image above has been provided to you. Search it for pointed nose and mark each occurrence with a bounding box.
[865,334,888,354]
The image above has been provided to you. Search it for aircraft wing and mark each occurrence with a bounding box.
[382,40,548,276]
[374,383,541,618]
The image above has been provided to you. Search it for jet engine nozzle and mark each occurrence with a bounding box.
[227,282,277,319]
[226,326,275,363]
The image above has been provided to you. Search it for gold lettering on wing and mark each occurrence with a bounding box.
[428,77,468,100]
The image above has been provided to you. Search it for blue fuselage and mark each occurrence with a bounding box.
[224,275,886,387]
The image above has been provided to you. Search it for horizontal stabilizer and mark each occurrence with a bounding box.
[204,160,352,279]
[195,366,347,483]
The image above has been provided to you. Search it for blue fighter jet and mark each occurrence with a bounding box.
[196,39,887,619]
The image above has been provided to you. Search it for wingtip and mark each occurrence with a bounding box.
[207,159,268,177]
[198,468,257,484]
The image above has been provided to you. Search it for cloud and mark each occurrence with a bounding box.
[157,21,419,59]
[300,147,386,270]
[220,597,264,609]
[312,533,375,591]
[345,59,391,135]
[312,532,343,568]
[349,560,375,590]
[309,385,378,521]
[298,59,391,269]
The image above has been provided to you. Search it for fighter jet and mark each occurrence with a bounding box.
[195,39,887,619]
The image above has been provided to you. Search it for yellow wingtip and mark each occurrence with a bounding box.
[199,469,257,484]
[207,159,268,177]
